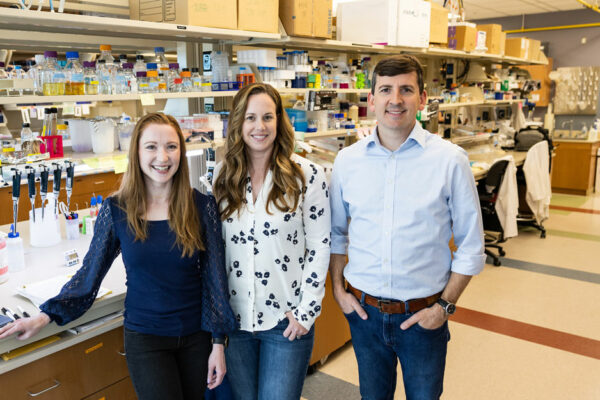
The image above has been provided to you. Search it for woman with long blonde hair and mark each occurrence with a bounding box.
[213,84,331,400]
[1,113,236,400]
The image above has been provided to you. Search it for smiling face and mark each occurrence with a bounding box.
[138,123,181,187]
[368,72,427,138]
[242,92,278,159]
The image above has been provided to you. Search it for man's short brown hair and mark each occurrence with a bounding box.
[371,55,424,95]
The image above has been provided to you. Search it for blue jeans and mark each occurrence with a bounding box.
[345,298,450,400]
[124,327,212,400]
[225,319,315,400]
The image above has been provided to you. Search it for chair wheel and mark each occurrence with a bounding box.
[499,250,506,256]
[493,259,501,266]
[541,232,546,238]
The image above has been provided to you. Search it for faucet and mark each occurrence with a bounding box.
[560,119,574,137]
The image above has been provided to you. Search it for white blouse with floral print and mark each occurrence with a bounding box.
[215,154,331,332]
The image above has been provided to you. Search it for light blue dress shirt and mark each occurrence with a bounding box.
[330,123,485,301]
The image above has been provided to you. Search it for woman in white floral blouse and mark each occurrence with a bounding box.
[213,83,331,400]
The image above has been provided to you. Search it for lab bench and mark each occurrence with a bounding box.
[0,219,131,398]
[551,139,600,195]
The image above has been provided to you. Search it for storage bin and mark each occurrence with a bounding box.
[91,119,116,154]
[68,119,93,152]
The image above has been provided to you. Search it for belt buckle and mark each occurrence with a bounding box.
[377,299,391,313]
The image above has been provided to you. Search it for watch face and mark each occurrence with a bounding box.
[446,303,456,315]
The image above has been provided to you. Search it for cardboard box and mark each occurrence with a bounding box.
[129,0,237,29]
[499,31,506,56]
[528,38,541,61]
[238,0,279,33]
[448,24,476,52]
[279,0,332,38]
[505,37,529,59]
[429,2,448,44]
[477,24,502,54]
[337,0,430,48]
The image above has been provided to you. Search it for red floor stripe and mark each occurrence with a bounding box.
[550,205,600,215]
[452,307,600,360]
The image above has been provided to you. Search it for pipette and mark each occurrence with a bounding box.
[65,161,75,212]
[52,163,62,217]
[40,165,49,220]
[11,168,22,232]
[25,166,37,223]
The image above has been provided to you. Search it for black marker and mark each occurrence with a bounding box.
[18,306,30,318]
[5,307,20,320]
[1,307,15,320]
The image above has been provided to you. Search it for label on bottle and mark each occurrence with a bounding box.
[71,73,84,82]
[149,81,159,89]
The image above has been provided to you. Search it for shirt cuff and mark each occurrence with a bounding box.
[212,332,226,339]
[451,253,486,276]
[330,235,348,255]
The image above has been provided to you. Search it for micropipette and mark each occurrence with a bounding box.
[11,168,22,232]
[52,163,62,217]
[25,166,37,223]
[65,161,75,212]
[40,165,49,220]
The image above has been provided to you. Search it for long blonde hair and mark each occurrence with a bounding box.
[114,112,204,257]
[214,83,305,219]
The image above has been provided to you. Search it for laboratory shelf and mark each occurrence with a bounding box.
[304,128,358,139]
[437,99,524,110]
[0,8,280,48]
[0,89,372,106]
[0,91,240,106]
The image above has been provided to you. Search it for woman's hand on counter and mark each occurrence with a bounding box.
[0,312,51,340]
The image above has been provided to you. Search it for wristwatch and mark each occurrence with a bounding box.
[212,336,228,347]
[436,298,456,315]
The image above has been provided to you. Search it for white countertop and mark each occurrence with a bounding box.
[0,214,126,374]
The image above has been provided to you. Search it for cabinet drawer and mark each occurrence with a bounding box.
[0,328,129,400]
[82,376,137,400]
[74,172,122,195]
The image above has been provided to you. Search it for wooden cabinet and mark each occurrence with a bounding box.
[0,171,122,225]
[309,273,352,366]
[0,328,133,400]
[82,377,137,400]
[551,140,600,195]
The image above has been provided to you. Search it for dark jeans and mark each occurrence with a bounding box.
[124,327,212,400]
[345,298,451,400]
[225,320,315,400]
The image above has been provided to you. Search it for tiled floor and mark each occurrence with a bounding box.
[301,191,600,400]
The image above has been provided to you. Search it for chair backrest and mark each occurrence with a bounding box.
[484,160,509,194]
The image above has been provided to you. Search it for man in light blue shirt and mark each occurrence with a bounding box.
[329,55,485,400]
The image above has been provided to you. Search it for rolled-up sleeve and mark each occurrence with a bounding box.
[448,153,486,275]
[330,153,350,255]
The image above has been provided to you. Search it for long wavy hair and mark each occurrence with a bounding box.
[214,83,305,219]
[114,112,204,257]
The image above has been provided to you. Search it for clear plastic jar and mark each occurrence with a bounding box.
[65,51,85,95]
[83,61,99,95]
[42,51,66,96]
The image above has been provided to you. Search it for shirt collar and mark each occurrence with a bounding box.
[367,122,428,152]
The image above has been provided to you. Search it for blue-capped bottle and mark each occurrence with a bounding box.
[65,51,85,95]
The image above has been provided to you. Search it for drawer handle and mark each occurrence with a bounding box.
[117,350,126,356]
[93,181,105,185]
[27,379,61,397]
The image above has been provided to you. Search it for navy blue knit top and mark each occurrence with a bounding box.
[40,190,237,337]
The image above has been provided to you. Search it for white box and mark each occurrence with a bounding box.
[396,0,430,48]
[237,49,278,68]
[337,0,430,48]
[337,0,399,45]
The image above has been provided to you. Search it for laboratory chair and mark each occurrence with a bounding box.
[515,128,553,238]
[478,160,510,266]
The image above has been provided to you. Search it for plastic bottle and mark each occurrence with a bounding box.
[167,63,182,92]
[98,45,118,94]
[154,47,170,74]
[65,51,85,95]
[133,55,146,76]
[136,71,148,93]
[9,65,25,95]
[41,51,65,96]
[0,236,7,284]
[6,225,25,273]
[146,64,159,93]
[191,67,202,92]
[121,63,136,94]
[158,72,167,93]
[83,61,99,95]
[96,59,110,95]
[26,55,44,95]
[181,68,192,92]
[57,123,68,140]
[50,107,58,136]
[117,54,128,70]
[21,122,33,145]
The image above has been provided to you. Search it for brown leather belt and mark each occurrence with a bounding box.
[348,284,442,314]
